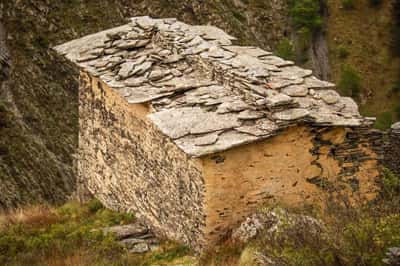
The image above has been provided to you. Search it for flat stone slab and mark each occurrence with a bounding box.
[54,16,370,157]
[102,224,149,240]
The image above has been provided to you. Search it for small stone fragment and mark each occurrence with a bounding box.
[273,108,310,121]
[281,85,308,97]
[238,110,265,120]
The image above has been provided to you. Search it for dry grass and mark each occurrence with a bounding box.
[0,205,59,230]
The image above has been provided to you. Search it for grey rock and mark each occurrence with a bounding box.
[238,110,265,120]
[273,108,310,121]
[129,242,150,253]
[317,90,340,105]
[148,106,241,139]
[281,85,308,97]
[117,39,150,49]
[102,224,149,240]
[235,119,278,136]
[265,93,293,108]
[232,208,323,243]
[194,132,220,146]
[391,122,400,133]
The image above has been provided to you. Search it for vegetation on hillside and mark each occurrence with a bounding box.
[0,200,195,266]
[251,168,400,265]
[325,0,400,128]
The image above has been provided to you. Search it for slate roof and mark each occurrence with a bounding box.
[54,16,373,157]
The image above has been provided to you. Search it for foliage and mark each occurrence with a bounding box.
[390,80,400,94]
[0,200,137,266]
[289,0,322,34]
[338,64,361,97]
[381,168,400,199]
[396,105,400,119]
[368,0,382,7]
[337,44,350,59]
[375,112,394,130]
[342,0,355,10]
[392,0,400,56]
[254,169,400,266]
[275,38,296,61]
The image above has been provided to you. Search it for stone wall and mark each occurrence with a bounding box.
[78,71,206,248]
[200,126,379,246]
[384,123,400,176]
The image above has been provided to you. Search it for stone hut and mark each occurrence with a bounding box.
[54,16,380,250]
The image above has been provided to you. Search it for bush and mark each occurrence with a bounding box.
[289,0,322,33]
[381,168,400,199]
[338,65,361,97]
[369,0,382,7]
[375,112,394,130]
[342,0,355,9]
[337,45,350,59]
[390,80,400,94]
[275,38,296,61]
[392,0,400,56]
[396,105,400,119]
[0,201,136,265]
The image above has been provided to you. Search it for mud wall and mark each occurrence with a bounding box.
[201,126,379,245]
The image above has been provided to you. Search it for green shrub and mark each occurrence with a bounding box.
[381,168,400,199]
[87,198,104,213]
[392,0,400,56]
[375,112,393,130]
[289,0,322,33]
[275,38,296,61]
[390,80,400,94]
[369,0,382,7]
[338,65,361,97]
[342,0,355,9]
[337,45,350,59]
[395,105,400,119]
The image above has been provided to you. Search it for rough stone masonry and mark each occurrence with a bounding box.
[55,16,386,250]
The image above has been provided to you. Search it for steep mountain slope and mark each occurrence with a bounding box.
[0,0,290,209]
[325,0,400,128]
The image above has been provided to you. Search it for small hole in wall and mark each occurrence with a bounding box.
[211,155,225,164]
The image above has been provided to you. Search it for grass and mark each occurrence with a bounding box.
[0,199,194,266]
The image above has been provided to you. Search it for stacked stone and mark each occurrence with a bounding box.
[386,123,400,175]
[54,16,370,158]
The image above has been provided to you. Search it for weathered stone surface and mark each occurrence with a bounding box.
[232,208,323,243]
[273,108,310,121]
[316,90,340,104]
[238,110,265,120]
[235,119,278,136]
[54,17,382,251]
[391,122,400,133]
[148,107,241,140]
[102,224,149,240]
[281,85,308,97]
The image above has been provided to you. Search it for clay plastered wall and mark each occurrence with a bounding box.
[202,126,379,244]
[78,72,205,247]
